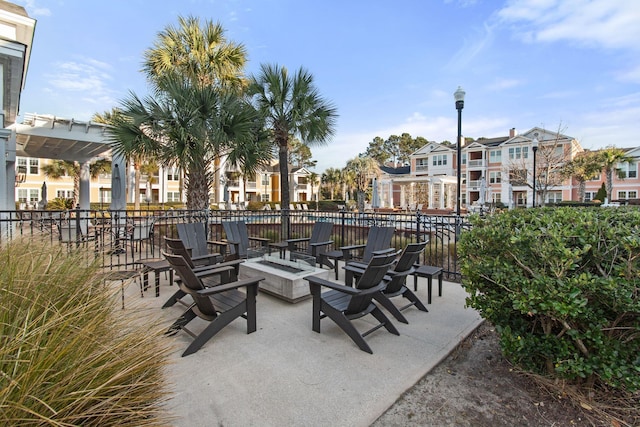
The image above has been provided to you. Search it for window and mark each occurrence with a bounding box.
[617,191,637,199]
[492,193,502,204]
[547,192,562,203]
[432,154,447,166]
[508,146,529,160]
[261,194,270,202]
[584,192,595,202]
[618,162,637,179]
[17,188,27,202]
[415,158,428,170]
[462,153,466,165]
[17,158,27,174]
[588,174,601,181]
[166,168,180,181]
[261,174,270,185]
[489,171,501,184]
[167,191,180,202]
[462,173,467,185]
[56,190,73,198]
[29,159,39,175]
[489,150,502,163]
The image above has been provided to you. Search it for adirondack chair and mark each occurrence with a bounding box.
[163,252,264,357]
[344,242,428,324]
[161,237,243,309]
[321,225,395,280]
[286,221,334,267]
[304,252,399,354]
[176,222,228,259]
[222,220,269,259]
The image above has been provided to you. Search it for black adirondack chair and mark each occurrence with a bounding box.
[304,252,399,354]
[345,242,428,324]
[222,220,270,259]
[161,237,244,309]
[323,225,395,281]
[163,252,264,357]
[286,221,334,267]
[176,222,228,260]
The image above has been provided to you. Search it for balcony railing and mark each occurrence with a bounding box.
[467,159,485,168]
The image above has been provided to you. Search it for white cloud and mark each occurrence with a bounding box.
[498,0,640,51]
[617,65,640,84]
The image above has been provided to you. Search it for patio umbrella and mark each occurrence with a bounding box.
[478,177,486,206]
[371,178,381,208]
[39,182,47,209]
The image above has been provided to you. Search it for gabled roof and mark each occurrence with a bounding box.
[411,141,453,157]
[380,165,410,175]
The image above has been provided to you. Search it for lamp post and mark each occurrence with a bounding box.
[531,136,539,207]
[454,86,465,216]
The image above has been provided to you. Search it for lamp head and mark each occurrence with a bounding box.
[532,136,539,151]
[454,86,465,110]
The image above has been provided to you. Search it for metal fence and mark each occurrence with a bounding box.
[0,208,467,280]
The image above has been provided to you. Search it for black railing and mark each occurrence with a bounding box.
[0,208,468,280]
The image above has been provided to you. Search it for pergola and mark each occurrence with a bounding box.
[6,113,126,210]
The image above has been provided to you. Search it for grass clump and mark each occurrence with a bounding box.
[0,240,172,426]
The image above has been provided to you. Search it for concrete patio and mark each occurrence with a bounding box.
[125,260,482,427]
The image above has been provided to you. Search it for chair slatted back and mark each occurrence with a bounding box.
[384,242,427,293]
[362,226,395,262]
[177,222,208,258]
[305,221,333,255]
[346,253,397,314]
[165,237,198,269]
[164,252,217,317]
[222,220,251,258]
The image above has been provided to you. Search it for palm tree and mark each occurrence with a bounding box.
[598,146,632,202]
[344,156,380,212]
[142,16,249,203]
[112,75,260,210]
[248,63,337,237]
[321,167,342,200]
[142,15,247,91]
[561,151,602,202]
[42,159,111,207]
[308,171,320,208]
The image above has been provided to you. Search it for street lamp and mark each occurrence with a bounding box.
[531,136,539,207]
[454,86,465,216]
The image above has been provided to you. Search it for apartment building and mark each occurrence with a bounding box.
[379,127,639,210]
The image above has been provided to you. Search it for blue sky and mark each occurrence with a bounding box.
[14,0,640,172]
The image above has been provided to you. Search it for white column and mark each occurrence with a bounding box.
[78,161,91,210]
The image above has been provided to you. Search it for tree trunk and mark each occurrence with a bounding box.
[133,165,141,210]
[278,142,290,239]
[186,167,210,211]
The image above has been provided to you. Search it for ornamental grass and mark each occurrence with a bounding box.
[0,240,172,426]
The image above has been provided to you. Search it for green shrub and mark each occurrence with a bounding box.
[460,207,640,391]
[0,240,171,425]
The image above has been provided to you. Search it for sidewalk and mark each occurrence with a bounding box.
[128,264,482,427]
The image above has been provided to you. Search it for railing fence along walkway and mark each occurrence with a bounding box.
[0,208,468,280]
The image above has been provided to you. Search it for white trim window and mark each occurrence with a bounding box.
[489,149,501,163]
[432,154,447,166]
[167,191,180,202]
[489,171,501,184]
[508,146,529,160]
[618,162,637,179]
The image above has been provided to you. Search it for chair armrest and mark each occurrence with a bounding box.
[191,253,222,264]
[310,240,333,248]
[340,243,366,252]
[198,276,264,295]
[286,237,310,244]
[192,265,235,278]
[344,261,368,271]
[249,236,270,246]
[371,248,397,256]
[304,276,360,295]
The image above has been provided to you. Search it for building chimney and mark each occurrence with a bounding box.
[509,128,517,138]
